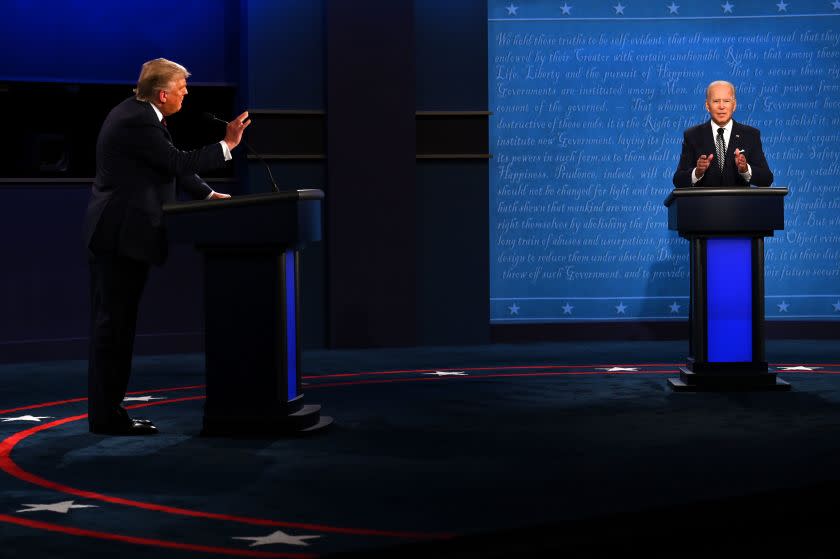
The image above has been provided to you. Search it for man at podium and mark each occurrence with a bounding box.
[83,58,251,435]
[673,80,773,189]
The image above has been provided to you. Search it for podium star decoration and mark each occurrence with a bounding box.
[669,302,681,313]
[505,3,518,16]
[667,2,680,14]
[721,1,734,13]
[232,530,320,547]
[560,3,572,15]
[615,302,627,314]
[832,300,840,312]
[1,415,53,423]
[613,3,626,15]
[562,303,574,315]
[17,501,97,514]
[776,0,788,11]
[508,303,520,315]
[777,301,790,312]
[833,0,840,10]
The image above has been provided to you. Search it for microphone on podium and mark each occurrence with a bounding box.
[203,112,280,193]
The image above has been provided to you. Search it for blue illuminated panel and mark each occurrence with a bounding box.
[706,239,752,362]
[285,251,298,401]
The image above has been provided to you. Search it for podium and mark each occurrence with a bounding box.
[163,190,332,435]
[664,187,790,391]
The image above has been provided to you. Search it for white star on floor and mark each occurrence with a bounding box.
[832,300,840,312]
[232,530,320,547]
[562,303,574,315]
[122,396,166,402]
[669,302,681,313]
[721,1,734,13]
[666,1,680,14]
[506,3,518,15]
[776,0,788,11]
[777,301,790,312]
[508,303,520,315]
[1,415,53,423]
[17,500,98,514]
[560,2,573,15]
[598,367,639,372]
[425,371,467,376]
[613,2,626,14]
[777,366,821,371]
[615,302,627,314]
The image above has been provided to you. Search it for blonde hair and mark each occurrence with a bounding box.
[134,58,190,101]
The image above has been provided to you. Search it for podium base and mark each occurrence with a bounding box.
[668,368,791,392]
[201,399,334,437]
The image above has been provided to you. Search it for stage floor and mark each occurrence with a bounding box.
[0,340,838,558]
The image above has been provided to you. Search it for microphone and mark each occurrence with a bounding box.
[203,112,279,193]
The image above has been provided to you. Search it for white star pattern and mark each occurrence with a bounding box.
[721,1,734,13]
[560,2,573,15]
[508,303,520,315]
[777,301,790,312]
[669,302,681,313]
[778,366,821,371]
[833,300,840,312]
[17,501,98,514]
[598,367,639,372]
[1,415,53,423]
[122,396,166,402]
[666,1,680,13]
[776,0,788,11]
[615,302,627,314]
[613,2,626,15]
[562,303,574,315]
[425,371,467,376]
[505,3,518,16]
[232,530,321,547]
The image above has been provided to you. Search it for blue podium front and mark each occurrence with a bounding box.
[664,187,790,391]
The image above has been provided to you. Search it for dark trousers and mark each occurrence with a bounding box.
[88,252,149,429]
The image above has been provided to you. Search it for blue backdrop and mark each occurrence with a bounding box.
[489,0,840,323]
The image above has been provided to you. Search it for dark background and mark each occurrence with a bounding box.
[0,0,829,363]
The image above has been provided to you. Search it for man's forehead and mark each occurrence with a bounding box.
[708,85,734,98]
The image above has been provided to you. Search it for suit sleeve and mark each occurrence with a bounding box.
[746,130,773,187]
[672,131,698,188]
[177,174,213,199]
[129,120,226,179]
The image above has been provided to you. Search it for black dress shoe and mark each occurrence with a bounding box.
[90,419,158,436]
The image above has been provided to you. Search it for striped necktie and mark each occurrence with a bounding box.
[716,127,726,172]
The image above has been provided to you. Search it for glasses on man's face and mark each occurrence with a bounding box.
[710,98,735,106]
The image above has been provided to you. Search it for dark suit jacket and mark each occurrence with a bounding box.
[84,98,226,264]
[672,120,773,189]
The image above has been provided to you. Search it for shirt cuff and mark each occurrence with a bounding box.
[739,164,752,182]
[205,191,215,200]
[220,141,232,161]
[691,168,701,184]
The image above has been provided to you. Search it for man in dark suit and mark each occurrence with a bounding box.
[84,58,251,435]
[673,80,773,188]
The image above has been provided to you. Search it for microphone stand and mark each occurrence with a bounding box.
[205,113,279,193]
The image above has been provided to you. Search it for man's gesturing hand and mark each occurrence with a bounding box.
[695,153,714,178]
[734,148,748,173]
[224,111,252,150]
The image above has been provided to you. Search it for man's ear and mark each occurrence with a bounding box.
[157,89,166,104]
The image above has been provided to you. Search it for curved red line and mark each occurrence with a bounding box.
[304,363,682,379]
[0,513,315,558]
[0,397,451,541]
[0,384,206,416]
[308,369,679,389]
